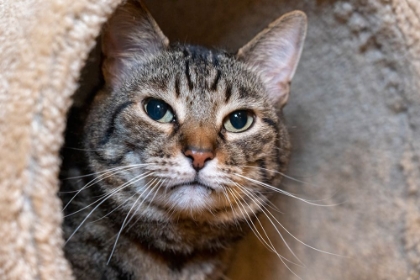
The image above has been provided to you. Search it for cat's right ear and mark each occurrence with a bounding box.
[102,0,169,88]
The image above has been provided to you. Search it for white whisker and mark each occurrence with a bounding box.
[63,163,153,210]
[64,171,153,217]
[65,172,154,244]
[229,184,303,268]
[234,173,338,207]
[245,165,314,187]
[107,178,160,264]
[246,165,346,204]
[226,188,285,262]
[227,188,303,280]
[233,182,303,267]
[262,202,342,257]
[124,179,167,233]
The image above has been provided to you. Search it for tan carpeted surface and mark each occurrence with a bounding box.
[1,0,419,279]
[0,1,122,279]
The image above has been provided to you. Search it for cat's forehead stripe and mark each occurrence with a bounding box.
[225,84,232,103]
[179,45,227,94]
[184,59,193,91]
[210,69,221,91]
[174,74,181,97]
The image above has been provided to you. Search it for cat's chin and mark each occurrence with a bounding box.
[166,183,215,212]
[169,182,214,192]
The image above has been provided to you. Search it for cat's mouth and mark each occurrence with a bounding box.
[168,181,214,192]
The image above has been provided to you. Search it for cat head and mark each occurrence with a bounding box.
[85,0,306,222]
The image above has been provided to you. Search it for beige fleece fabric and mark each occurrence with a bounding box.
[0,0,121,279]
[0,0,419,279]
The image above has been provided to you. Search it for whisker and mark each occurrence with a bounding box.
[245,165,315,187]
[228,184,303,268]
[63,164,152,211]
[264,198,284,214]
[124,179,167,233]
[62,163,154,181]
[62,146,108,152]
[246,165,345,204]
[107,178,159,264]
[88,188,141,225]
[234,173,338,207]
[221,186,242,227]
[64,171,153,217]
[226,188,285,262]
[226,188,274,251]
[229,187,303,279]
[262,202,342,257]
[233,182,303,267]
[65,172,154,244]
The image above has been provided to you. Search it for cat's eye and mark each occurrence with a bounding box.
[223,110,254,133]
[144,98,174,123]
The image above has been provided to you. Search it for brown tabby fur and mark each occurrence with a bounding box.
[60,0,307,279]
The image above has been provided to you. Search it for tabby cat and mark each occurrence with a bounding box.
[60,0,307,279]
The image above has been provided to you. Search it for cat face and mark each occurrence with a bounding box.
[85,0,306,223]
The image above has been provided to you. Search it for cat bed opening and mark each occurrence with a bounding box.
[1,0,420,279]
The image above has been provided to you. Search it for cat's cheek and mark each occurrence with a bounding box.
[123,150,144,164]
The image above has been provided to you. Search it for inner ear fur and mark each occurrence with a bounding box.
[102,0,169,88]
[237,11,307,108]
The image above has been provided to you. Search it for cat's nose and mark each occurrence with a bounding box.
[183,148,214,171]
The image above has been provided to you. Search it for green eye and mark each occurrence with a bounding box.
[224,110,254,133]
[144,98,174,123]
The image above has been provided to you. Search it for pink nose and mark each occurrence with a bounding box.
[183,148,214,171]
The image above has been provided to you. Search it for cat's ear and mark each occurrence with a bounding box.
[237,11,307,107]
[102,0,169,87]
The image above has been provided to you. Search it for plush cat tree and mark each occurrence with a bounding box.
[0,0,419,279]
[0,1,121,279]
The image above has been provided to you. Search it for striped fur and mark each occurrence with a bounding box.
[60,1,306,279]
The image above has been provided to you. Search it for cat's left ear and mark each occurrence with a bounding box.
[237,11,307,107]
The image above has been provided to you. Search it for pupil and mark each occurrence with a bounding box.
[230,110,248,129]
[147,99,168,120]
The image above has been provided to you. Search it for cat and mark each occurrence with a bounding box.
[60,0,307,279]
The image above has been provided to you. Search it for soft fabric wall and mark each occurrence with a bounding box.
[0,1,122,279]
[0,0,419,279]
